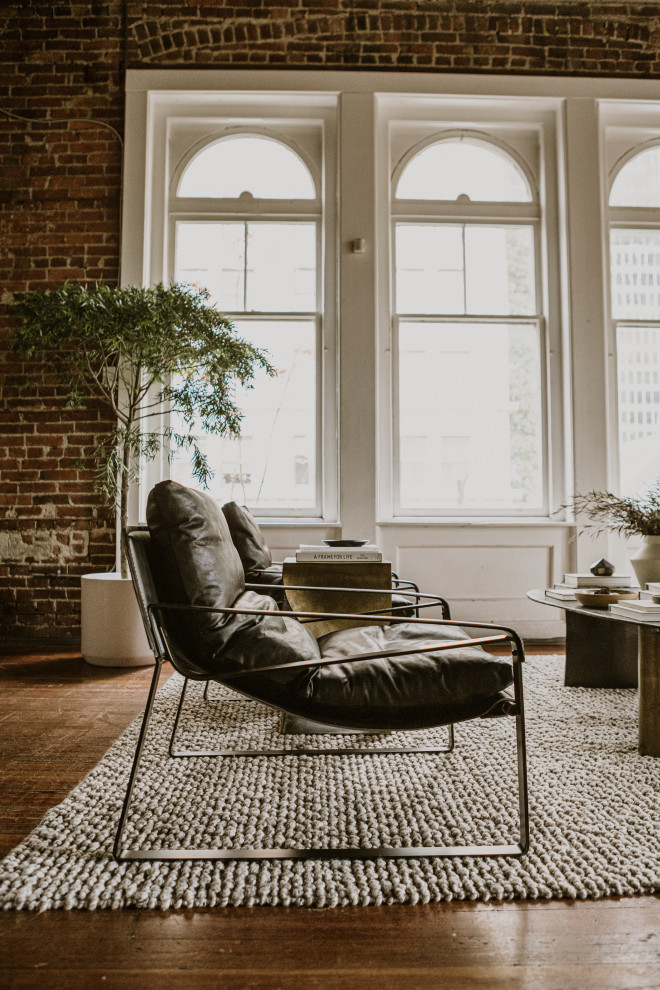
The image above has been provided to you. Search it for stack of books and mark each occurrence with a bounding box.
[545,571,633,601]
[609,598,660,621]
[295,544,383,563]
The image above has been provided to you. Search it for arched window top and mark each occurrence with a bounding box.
[610,146,660,208]
[177,135,317,199]
[395,137,533,203]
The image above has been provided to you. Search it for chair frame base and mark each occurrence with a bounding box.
[113,657,529,863]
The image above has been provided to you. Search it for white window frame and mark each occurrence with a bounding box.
[126,89,339,523]
[374,97,563,522]
[389,127,546,517]
[169,128,325,517]
[123,73,660,632]
[603,109,660,499]
[602,107,660,468]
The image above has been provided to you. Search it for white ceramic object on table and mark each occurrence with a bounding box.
[629,535,660,590]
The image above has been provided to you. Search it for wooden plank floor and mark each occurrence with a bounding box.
[1,646,659,989]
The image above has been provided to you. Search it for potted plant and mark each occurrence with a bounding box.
[12,281,273,665]
[569,482,660,587]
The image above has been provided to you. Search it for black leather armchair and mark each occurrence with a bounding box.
[115,480,529,863]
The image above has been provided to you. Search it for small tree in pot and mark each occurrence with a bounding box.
[12,281,273,662]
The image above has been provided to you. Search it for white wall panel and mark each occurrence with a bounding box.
[378,523,571,638]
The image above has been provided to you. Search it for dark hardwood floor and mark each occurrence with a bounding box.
[1,645,659,989]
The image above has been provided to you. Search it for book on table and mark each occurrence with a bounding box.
[608,602,660,621]
[561,573,632,588]
[609,598,660,612]
[295,544,383,562]
[544,587,577,600]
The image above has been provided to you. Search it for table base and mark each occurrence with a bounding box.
[565,610,638,688]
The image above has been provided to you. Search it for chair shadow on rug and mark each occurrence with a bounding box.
[115,481,529,863]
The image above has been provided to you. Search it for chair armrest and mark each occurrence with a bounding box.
[247,582,451,619]
[219,632,512,680]
[149,601,525,676]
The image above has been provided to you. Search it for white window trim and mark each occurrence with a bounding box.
[125,88,338,523]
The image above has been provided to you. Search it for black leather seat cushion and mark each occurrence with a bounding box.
[146,481,514,730]
[302,623,514,730]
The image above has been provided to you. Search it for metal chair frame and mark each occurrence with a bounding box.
[114,603,529,863]
[116,526,528,862]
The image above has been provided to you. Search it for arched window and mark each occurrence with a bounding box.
[178,136,316,199]
[395,138,532,203]
[169,132,324,514]
[392,135,543,513]
[609,144,660,494]
[610,146,660,208]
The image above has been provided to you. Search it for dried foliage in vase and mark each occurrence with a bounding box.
[569,483,660,538]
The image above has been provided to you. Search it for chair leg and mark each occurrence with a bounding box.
[113,659,165,861]
[168,675,190,757]
[513,659,530,854]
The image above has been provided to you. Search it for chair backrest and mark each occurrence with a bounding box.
[137,481,321,688]
[123,525,211,680]
[221,501,273,574]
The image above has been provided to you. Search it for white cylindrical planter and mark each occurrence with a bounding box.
[81,573,154,667]
[629,535,660,591]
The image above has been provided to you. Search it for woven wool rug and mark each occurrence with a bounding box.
[1,654,659,910]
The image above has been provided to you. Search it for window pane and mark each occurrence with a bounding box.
[617,324,660,495]
[175,222,245,309]
[178,136,316,199]
[396,225,464,314]
[170,320,317,511]
[175,221,317,313]
[465,226,535,315]
[396,139,532,202]
[246,224,316,312]
[398,322,543,510]
[610,147,660,207]
[396,224,535,316]
[610,229,660,319]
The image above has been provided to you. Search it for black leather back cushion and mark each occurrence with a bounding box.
[221,501,272,574]
[146,482,247,666]
[146,481,319,677]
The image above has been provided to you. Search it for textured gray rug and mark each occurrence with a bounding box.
[1,655,659,910]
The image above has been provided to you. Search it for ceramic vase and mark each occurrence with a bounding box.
[81,573,154,667]
[629,535,660,590]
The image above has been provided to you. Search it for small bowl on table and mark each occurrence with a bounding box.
[574,588,638,609]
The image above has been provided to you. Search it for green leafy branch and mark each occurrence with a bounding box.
[12,282,274,575]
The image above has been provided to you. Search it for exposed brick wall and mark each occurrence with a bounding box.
[2,1,660,643]
[129,2,660,75]
[1,3,124,643]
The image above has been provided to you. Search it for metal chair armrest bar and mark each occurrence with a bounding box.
[245,582,450,619]
[151,601,525,662]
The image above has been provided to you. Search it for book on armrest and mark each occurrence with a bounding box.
[295,544,383,562]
